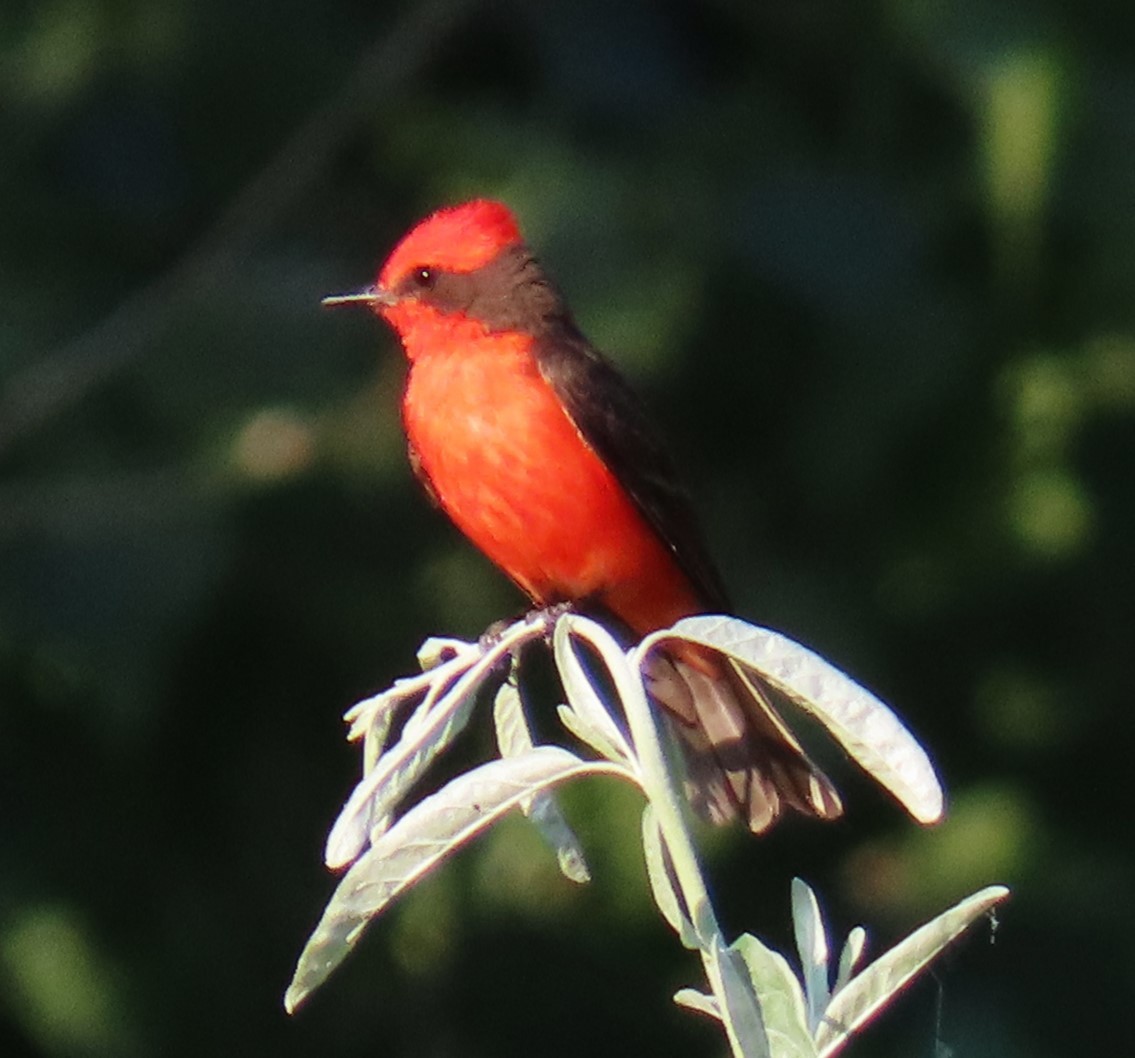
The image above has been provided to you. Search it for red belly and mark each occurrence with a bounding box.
[401,334,702,634]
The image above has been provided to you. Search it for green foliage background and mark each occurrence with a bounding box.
[2,1,1131,1054]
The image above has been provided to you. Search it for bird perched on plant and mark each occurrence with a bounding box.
[324,199,842,832]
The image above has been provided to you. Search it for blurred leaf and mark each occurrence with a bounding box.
[0,905,142,1057]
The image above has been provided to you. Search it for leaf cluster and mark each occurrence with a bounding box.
[287,612,1004,1057]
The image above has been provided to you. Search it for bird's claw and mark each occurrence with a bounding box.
[477,601,575,653]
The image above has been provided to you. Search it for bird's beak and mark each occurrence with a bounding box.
[321,285,397,309]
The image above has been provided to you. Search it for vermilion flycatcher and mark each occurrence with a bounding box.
[324,199,841,832]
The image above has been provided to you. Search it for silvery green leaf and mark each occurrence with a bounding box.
[815,886,1010,1058]
[707,935,772,1058]
[493,674,591,884]
[552,618,633,763]
[417,635,470,671]
[361,707,396,776]
[344,682,415,749]
[555,703,629,764]
[328,618,559,869]
[325,672,479,869]
[492,664,532,761]
[287,747,625,1013]
[326,630,529,869]
[674,987,721,1020]
[343,645,473,757]
[731,933,816,1058]
[833,927,867,997]
[367,811,392,842]
[790,878,830,1032]
[641,805,697,949]
[641,616,944,825]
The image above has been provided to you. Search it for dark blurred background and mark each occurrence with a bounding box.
[2,0,1131,1054]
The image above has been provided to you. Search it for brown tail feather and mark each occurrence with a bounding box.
[644,645,843,833]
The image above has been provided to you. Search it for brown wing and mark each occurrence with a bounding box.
[533,325,731,614]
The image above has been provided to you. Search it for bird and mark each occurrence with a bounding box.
[323,199,842,832]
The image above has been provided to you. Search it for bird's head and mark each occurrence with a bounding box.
[323,200,567,357]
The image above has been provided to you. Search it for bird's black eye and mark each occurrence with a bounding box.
[412,267,435,289]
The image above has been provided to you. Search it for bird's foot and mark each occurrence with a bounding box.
[526,600,575,642]
[526,599,575,625]
[478,601,575,653]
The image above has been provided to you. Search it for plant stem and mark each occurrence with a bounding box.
[563,618,722,941]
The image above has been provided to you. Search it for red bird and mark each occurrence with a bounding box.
[325,200,841,832]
